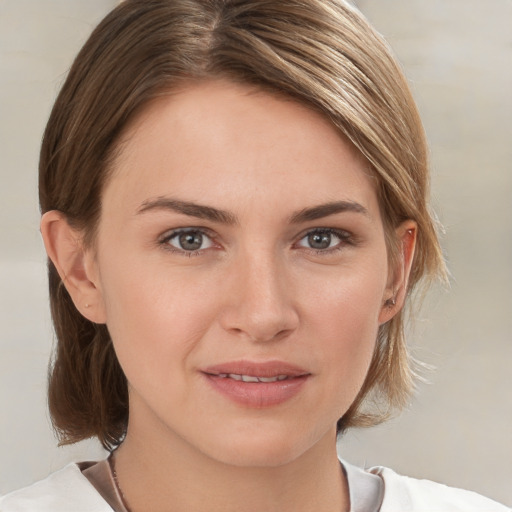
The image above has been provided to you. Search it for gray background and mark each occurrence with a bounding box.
[1,0,511,506]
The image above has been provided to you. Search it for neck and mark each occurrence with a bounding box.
[114,423,348,512]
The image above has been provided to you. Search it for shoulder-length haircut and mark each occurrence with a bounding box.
[41,0,445,449]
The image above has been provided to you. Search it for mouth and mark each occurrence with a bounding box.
[203,360,310,378]
[201,361,310,407]
[211,373,292,383]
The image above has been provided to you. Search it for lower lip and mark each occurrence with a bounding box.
[203,374,309,408]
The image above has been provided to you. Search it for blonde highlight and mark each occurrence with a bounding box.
[41,0,446,447]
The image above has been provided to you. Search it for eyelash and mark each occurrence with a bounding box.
[296,228,354,255]
[159,227,217,257]
[158,227,355,257]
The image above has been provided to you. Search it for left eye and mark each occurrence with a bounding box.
[166,230,214,252]
[297,229,348,250]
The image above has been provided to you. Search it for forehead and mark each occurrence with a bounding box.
[104,79,379,222]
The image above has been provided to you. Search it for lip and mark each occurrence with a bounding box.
[201,360,311,408]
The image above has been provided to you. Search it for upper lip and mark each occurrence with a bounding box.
[202,360,310,378]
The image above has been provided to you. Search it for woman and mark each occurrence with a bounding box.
[1,0,508,511]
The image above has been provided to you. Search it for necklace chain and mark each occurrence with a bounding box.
[108,453,134,512]
[107,454,351,512]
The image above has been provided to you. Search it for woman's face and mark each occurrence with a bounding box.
[88,80,403,467]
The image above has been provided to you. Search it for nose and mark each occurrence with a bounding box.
[218,249,299,343]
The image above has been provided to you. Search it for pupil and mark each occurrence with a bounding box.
[179,232,202,251]
[309,232,331,249]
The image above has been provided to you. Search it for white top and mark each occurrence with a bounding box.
[0,459,510,512]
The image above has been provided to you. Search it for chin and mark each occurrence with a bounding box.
[199,421,333,469]
[212,443,304,469]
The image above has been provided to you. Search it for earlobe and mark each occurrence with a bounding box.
[378,220,417,324]
[40,211,107,324]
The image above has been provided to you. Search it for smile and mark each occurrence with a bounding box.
[202,360,310,408]
[214,373,290,382]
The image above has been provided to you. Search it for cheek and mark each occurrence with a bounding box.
[300,263,387,392]
[302,259,387,336]
[96,251,226,381]
[314,295,380,374]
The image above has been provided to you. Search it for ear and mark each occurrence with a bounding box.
[40,211,107,324]
[378,220,417,324]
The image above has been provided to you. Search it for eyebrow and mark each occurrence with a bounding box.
[137,197,368,224]
[137,197,237,224]
[289,201,369,223]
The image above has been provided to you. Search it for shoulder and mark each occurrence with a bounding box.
[0,463,112,512]
[369,465,511,512]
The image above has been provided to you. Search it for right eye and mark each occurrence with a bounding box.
[162,229,214,254]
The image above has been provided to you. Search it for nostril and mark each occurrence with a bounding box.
[217,262,300,342]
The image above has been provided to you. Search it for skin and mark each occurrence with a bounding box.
[42,80,415,512]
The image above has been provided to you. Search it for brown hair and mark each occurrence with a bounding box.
[41,0,446,449]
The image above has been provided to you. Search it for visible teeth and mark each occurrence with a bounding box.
[260,375,289,382]
[221,373,290,382]
[241,375,260,383]
[258,376,279,383]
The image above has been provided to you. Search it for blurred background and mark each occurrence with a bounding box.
[0,0,510,506]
